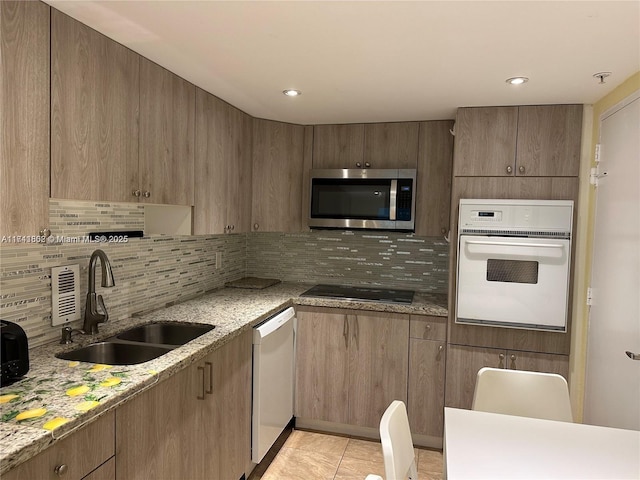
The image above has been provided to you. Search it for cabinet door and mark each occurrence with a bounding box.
[507,350,569,380]
[444,345,505,409]
[515,105,582,177]
[199,330,252,480]
[349,312,409,428]
[116,366,196,480]
[312,124,365,168]
[225,108,253,233]
[453,107,518,177]
[364,122,419,169]
[0,1,50,238]
[415,121,454,236]
[3,412,114,480]
[251,119,305,232]
[51,9,139,202]
[295,309,350,424]
[139,57,195,205]
[408,339,446,438]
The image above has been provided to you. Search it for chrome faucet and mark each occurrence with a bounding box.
[83,249,115,334]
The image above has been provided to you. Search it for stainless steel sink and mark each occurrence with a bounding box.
[115,322,215,346]
[56,342,173,365]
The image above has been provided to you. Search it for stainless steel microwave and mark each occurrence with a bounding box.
[309,169,416,231]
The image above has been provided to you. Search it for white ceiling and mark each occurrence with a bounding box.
[45,1,640,125]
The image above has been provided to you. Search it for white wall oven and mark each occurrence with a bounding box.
[456,199,574,332]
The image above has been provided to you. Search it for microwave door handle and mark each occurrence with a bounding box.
[389,179,397,220]
[465,239,565,249]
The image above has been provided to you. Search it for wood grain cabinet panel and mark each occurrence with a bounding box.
[453,107,518,176]
[408,339,446,438]
[410,315,447,342]
[116,331,251,480]
[295,308,350,424]
[444,344,569,410]
[348,312,409,428]
[295,307,408,429]
[364,122,420,169]
[194,89,252,234]
[415,121,454,236]
[515,105,583,177]
[453,105,582,177]
[0,0,50,237]
[51,9,139,203]
[312,124,365,168]
[2,412,115,480]
[139,58,195,206]
[251,119,305,232]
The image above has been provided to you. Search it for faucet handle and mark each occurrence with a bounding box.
[96,295,109,323]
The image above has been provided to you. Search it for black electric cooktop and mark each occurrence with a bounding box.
[300,284,414,304]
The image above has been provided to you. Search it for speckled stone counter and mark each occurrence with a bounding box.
[0,282,447,474]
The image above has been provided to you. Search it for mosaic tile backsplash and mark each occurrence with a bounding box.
[0,200,245,348]
[1,200,448,348]
[246,231,449,293]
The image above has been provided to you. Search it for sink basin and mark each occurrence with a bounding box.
[56,342,173,365]
[115,322,215,346]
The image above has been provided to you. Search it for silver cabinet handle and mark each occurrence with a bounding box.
[498,353,505,368]
[54,464,68,477]
[40,227,51,238]
[356,162,362,168]
[205,361,213,394]
[364,162,371,168]
[510,354,517,369]
[506,165,513,174]
[142,191,151,198]
[197,365,205,400]
[519,165,525,174]
[254,223,259,230]
[132,190,141,197]
[626,351,640,360]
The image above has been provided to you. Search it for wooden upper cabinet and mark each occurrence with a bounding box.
[453,106,518,177]
[251,119,305,232]
[194,89,252,234]
[312,124,365,168]
[415,121,454,236]
[139,58,195,205]
[0,1,50,237]
[515,105,582,177]
[364,122,420,169]
[51,9,139,202]
[453,105,582,177]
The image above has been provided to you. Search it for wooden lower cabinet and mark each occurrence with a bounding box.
[2,412,115,480]
[116,330,251,480]
[295,307,408,429]
[444,344,569,410]
[407,315,446,439]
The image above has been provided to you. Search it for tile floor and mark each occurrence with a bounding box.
[249,429,443,480]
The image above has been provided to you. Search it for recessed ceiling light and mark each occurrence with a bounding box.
[283,89,302,97]
[506,77,529,85]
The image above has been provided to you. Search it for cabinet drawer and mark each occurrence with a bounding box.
[410,315,446,341]
[3,411,115,480]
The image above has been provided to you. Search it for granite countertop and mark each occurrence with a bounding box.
[0,282,447,473]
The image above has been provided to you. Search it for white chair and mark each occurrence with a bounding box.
[472,367,573,422]
[365,400,418,480]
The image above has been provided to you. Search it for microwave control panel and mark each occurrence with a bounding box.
[396,179,413,220]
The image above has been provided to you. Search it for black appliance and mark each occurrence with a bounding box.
[300,284,415,304]
[1,320,29,386]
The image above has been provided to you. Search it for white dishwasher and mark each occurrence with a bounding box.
[252,307,296,463]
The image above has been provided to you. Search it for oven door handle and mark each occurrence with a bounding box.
[465,239,566,249]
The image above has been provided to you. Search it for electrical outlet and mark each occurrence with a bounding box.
[215,252,222,270]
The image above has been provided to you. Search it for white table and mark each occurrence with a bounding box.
[444,407,640,479]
